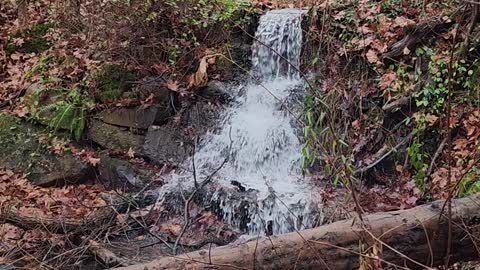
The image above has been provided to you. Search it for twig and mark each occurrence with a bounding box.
[438,155,480,224]
[464,0,480,4]
[86,239,128,267]
[426,110,464,179]
[192,137,198,189]
[382,96,411,112]
[344,160,365,221]
[130,217,172,250]
[462,1,480,50]
[354,134,413,175]
[443,22,460,267]
[427,137,448,178]
[252,230,260,270]
[417,218,434,267]
[173,128,233,254]
[266,191,332,270]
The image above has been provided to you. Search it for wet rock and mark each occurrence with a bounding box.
[98,154,142,191]
[0,114,91,186]
[213,28,254,80]
[87,119,145,153]
[143,125,192,164]
[96,105,170,130]
[200,80,232,102]
[142,83,228,165]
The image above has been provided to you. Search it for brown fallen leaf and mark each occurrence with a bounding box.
[127,147,135,158]
[152,62,169,75]
[393,16,415,28]
[166,81,179,92]
[425,113,439,127]
[87,157,101,167]
[366,49,379,64]
[188,54,216,89]
[380,71,396,90]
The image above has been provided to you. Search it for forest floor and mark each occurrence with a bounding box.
[1,0,480,269]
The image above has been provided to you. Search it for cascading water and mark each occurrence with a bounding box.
[159,9,323,235]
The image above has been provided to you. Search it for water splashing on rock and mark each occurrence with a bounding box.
[158,9,323,235]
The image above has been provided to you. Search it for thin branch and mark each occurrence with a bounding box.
[443,22,459,267]
[427,137,448,178]
[354,134,413,175]
[173,128,234,254]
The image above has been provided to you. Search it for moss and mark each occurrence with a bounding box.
[92,64,136,103]
[0,113,88,186]
[0,115,21,145]
[26,85,90,141]
[4,23,53,56]
[5,43,17,55]
[0,114,46,173]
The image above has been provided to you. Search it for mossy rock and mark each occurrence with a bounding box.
[5,23,53,56]
[92,64,136,103]
[0,114,92,186]
[98,153,148,191]
[87,119,145,153]
[24,84,89,140]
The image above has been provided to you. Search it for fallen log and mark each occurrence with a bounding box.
[0,192,156,234]
[0,206,114,233]
[114,195,480,270]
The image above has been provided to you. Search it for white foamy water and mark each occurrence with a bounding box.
[158,9,323,235]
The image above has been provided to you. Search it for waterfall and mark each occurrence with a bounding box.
[252,9,303,80]
[159,9,323,235]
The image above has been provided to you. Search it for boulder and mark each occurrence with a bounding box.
[134,78,173,102]
[0,114,91,186]
[24,82,47,100]
[92,64,136,103]
[143,125,193,164]
[87,120,145,153]
[96,105,170,130]
[142,85,227,165]
[97,154,142,191]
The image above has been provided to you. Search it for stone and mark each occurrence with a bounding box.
[96,105,170,130]
[0,114,91,186]
[92,64,136,103]
[200,80,231,101]
[143,125,193,164]
[134,78,173,101]
[87,120,145,153]
[24,82,46,99]
[23,83,82,133]
[97,154,142,191]
[142,91,226,165]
